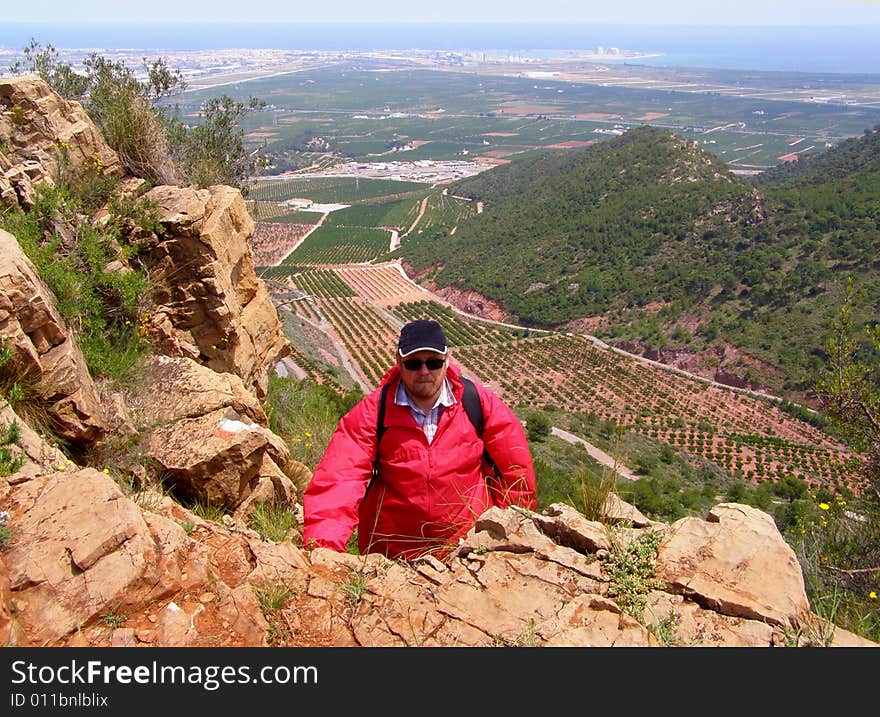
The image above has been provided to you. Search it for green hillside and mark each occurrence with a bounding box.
[394,125,880,394]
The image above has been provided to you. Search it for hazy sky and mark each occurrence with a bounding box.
[6,0,880,25]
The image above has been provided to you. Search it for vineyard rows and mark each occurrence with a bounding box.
[277,261,861,494]
[280,226,391,265]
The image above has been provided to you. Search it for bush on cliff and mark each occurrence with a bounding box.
[8,40,265,193]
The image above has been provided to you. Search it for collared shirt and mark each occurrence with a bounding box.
[395,377,457,444]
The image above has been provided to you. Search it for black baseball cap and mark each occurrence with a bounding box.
[398,319,448,357]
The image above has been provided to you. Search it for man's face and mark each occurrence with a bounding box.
[397,350,448,403]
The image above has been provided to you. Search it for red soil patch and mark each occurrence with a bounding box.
[777,153,800,162]
[637,112,670,121]
[482,132,518,137]
[250,222,315,266]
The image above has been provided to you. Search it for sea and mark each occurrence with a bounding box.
[1,22,879,75]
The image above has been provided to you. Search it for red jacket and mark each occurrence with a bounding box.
[302,362,537,560]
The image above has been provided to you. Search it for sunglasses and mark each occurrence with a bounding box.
[401,357,446,371]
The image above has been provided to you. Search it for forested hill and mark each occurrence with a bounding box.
[396,125,758,326]
[394,125,880,393]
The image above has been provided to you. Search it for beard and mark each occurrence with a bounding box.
[408,376,442,399]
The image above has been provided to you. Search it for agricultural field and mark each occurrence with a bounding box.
[176,58,880,173]
[248,176,477,269]
[271,258,865,499]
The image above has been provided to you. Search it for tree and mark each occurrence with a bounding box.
[169,95,268,195]
[526,410,551,443]
[80,52,182,183]
[10,41,185,184]
[8,39,88,99]
[816,278,880,491]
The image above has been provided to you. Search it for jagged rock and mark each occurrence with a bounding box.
[603,492,660,528]
[144,406,296,511]
[1,468,190,644]
[655,502,810,628]
[139,184,291,398]
[130,354,269,428]
[0,404,72,487]
[0,75,124,209]
[538,594,658,646]
[533,502,614,553]
[645,591,776,646]
[1,460,877,648]
[0,228,108,446]
[127,355,305,514]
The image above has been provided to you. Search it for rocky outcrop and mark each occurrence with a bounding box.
[431,283,514,324]
[129,355,306,514]
[0,466,302,647]
[656,503,810,627]
[0,228,108,446]
[0,75,124,210]
[3,478,873,648]
[138,184,291,398]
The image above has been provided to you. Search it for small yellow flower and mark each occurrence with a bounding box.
[870,592,877,600]
[102,468,110,474]
[819,503,830,511]
[305,432,312,438]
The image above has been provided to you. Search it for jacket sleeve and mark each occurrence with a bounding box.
[302,393,380,551]
[478,388,537,511]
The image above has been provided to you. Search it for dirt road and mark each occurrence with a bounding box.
[550,427,640,482]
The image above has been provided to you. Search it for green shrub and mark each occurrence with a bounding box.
[785,492,880,643]
[526,410,551,443]
[11,41,261,193]
[0,186,152,386]
[247,502,299,543]
[264,376,358,469]
[606,529,664,622]
[0,421,24,478]
[167,96,269,195]
[0,510,11,550]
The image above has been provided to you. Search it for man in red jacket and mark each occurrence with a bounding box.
[303,319,537,560]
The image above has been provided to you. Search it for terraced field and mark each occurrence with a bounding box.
[273,259,864,497]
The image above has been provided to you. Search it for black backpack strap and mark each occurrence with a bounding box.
[366,383,391,497]
[461,376,500,480]
[375,383,391,454]
[460,376,484,437]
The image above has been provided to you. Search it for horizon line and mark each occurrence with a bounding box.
[6,20,880,27]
